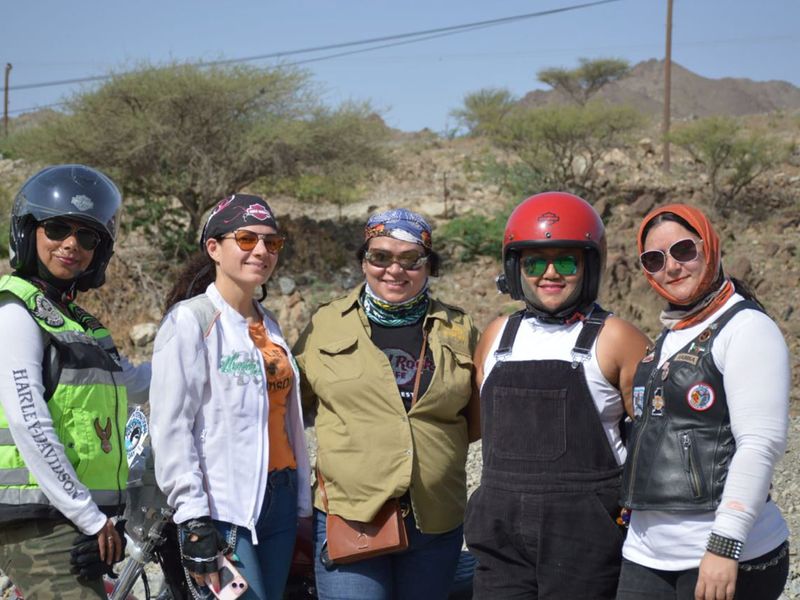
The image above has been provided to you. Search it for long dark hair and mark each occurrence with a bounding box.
[163,252,215,314]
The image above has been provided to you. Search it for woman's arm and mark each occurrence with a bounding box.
[0,298,107,535]
[711,309,790,542]
[697,309,789,600]
[596,316,651,418]
[149,308,210,524]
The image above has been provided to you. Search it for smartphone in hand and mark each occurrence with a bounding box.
[210,555,248,600]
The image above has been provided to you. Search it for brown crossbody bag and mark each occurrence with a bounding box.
[318,329,428,565]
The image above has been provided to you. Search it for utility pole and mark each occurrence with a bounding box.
[662,0,674,173]
[3,63,11,137]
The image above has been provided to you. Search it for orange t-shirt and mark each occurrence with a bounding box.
[248,322,297,472]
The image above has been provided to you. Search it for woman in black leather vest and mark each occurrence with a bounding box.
[618,204,790,600]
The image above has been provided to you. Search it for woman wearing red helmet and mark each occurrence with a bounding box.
[464,192,649,599]
[617,204,789,600]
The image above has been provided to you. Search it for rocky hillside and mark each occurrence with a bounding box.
[522,59,800,118]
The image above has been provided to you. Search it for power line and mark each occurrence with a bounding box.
[2,0,619,94]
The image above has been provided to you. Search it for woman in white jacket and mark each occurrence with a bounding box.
[150,194,311,599]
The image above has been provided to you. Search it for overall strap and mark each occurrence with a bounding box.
[571,306,612,369]
[494,310,526,358]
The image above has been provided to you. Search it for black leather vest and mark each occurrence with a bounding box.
[621,301,760,511]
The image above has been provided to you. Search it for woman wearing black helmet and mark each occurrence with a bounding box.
[464,192,650,599]
[0,165,150,597]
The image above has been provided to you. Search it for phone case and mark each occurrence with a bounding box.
[211,555,248,600]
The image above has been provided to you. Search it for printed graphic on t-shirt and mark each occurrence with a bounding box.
[382,347,434,405]
[263,347,293,392]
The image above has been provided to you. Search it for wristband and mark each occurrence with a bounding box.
[706,533,743,560]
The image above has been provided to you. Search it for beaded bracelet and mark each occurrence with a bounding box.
[707,533,743,560]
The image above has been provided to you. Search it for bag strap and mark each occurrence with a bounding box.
[410,328,429,409]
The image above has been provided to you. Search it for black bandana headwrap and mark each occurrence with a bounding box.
[200,194,278,252]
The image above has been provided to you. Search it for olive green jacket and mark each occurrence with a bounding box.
[294,285,478,533]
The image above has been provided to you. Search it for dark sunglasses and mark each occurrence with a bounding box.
[522,255,579,277]
[639,238,703,274]
[220,230,285,253]
[364,249,428,271]
[41,220,101,251]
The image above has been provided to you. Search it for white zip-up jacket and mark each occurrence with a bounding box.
[150,283,311,543]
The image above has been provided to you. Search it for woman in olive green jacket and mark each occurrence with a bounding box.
[294,208,479,600]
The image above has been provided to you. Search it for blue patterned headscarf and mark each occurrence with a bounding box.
[364,208,432,249]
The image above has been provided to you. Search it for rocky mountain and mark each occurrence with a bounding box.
[521,59,800,118]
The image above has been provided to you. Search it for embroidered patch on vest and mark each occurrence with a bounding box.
[651,387,665,416]
[633,386,645,418]
[674,352,700,366]
[698,329,712,343]
[94,417,113,453]
[125,407,149,462]
[33,295,65,327]
[687,383,715,411]
[661,361,671,381]
[641,352,655,363]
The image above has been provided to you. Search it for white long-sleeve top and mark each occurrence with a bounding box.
[623,294,789,569]
[0,296,151,535]
[149,283,312,544]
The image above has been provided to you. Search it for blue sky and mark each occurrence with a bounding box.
[2,0,798,132]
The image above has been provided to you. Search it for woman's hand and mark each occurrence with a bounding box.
[96,518,124,565]
[695,551,737,600]
[181,517,225,593]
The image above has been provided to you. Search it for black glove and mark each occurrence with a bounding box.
[70,520,127,580]
[180,517,225,575]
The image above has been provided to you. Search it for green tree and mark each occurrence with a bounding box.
[7,62,390,255]
[490,102,642,197]
[537,58,630,106]
[669,117,786,209]
[450,88,516,137]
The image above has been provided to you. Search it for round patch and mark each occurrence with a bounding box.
[687,383,715,411]
[125,407,149,462]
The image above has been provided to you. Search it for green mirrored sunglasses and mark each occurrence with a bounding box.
[521,255,579,277]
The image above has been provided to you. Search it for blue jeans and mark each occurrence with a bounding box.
[212,468,298,600]
[313,507,463,600]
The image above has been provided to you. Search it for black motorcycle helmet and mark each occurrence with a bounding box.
[10,164,121,291]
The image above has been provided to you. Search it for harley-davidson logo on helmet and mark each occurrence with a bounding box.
[71,194,94,211]
[538,211,559,225]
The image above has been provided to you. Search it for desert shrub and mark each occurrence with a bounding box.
[487,102,643,199]
[537,58,631,106]
[5,63,390,257]
[670,116,789,210]
[450,88,516,137]
[439,202,515,262]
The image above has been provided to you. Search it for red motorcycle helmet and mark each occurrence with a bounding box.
[499,192,606,313]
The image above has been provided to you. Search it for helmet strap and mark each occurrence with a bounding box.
[519,275,591,324]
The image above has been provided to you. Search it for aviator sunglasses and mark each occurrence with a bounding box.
[364,249,429,271]
[41,220,101,251]
[220,230,285,253]
[639,238,703,274]
[522,255,579,277]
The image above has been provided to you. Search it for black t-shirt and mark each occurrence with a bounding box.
[369,320,434,412]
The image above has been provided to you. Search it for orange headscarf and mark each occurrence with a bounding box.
[637,203,733,329]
